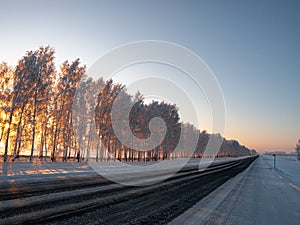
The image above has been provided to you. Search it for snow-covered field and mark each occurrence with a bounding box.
[262,154,300,188]
[0,161,95,179]
[0,156,252,182]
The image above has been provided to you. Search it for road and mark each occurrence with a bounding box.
[0,157,256,225]
[171,155,300,225]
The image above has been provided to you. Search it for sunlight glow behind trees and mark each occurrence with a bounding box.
[0,46,255,162]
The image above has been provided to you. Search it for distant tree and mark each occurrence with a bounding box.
[196,130,209,157]
[295,139,300,161]
[95,79,124,161]
[181,123,198,158]
[145,101,180,160]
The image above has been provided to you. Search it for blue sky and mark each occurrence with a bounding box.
[1,0,299,152]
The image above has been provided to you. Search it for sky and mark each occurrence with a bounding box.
[0,0,299,152]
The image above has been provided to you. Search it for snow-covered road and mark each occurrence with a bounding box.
[171,155,300,225]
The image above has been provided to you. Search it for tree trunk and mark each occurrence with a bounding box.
[30,103,37,162]
[0,112,9,143]
[96,134,100,162]
[4,111,14,162]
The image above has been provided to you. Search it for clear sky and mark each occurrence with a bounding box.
[1,0,299,152]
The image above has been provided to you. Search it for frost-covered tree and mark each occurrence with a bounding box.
[95,79,124,161]
[27,46,56,161]
[0,47,255,162]
[0,63,14,149]
[3,51,39,161]
[2,47,56,161]
[51,59,85,162]
[73,76,104,161]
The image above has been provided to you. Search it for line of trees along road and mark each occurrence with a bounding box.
[0,46,256,162]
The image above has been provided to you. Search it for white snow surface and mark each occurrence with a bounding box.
[262,154,300,188]
[0,156,250,182]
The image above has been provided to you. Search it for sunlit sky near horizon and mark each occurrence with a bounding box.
[1,0,299,152]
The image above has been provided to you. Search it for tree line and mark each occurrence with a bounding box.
[0,46,256,162]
